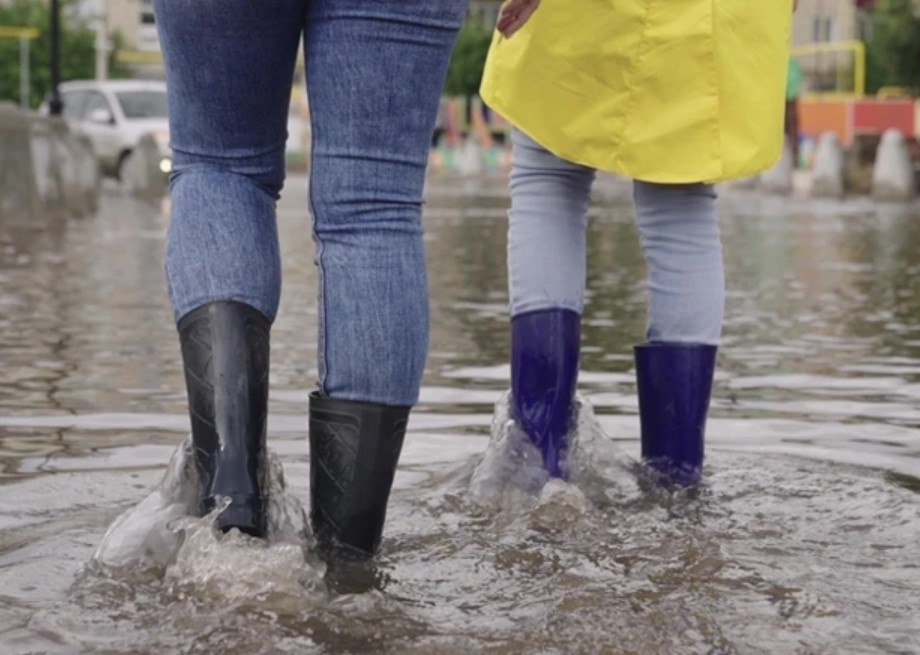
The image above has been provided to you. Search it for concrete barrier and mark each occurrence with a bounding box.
[811,132,845,199]
[0,103,39,221]
[872,129,917,202]
[457,135,483,175]
[0,102,100,222]
[760,138,794,194]
[121,133,168,202]
[72,132,100,215]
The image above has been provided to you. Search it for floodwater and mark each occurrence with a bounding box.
[1,174,920,654]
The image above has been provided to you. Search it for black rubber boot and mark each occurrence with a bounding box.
[309,392,409,559]
[178,301,270,537]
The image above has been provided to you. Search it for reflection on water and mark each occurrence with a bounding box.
[1,177,920,653]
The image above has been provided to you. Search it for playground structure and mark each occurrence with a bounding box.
[792,40,920,166]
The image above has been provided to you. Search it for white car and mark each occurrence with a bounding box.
[43,79,171,180]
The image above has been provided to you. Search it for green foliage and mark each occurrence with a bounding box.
[865,42,887,95]
[0,0,129,108]
[866,0,920,93]
[443,19,493,98]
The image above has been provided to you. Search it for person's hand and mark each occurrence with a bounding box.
[496,0,541,38]
[498,0,792,37]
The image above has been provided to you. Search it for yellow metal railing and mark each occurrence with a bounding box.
[876,86,911,99]
[791,40,866,99]
[0,26,39,40]
[115,49,163,65]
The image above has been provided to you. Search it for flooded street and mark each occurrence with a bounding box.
[1,174,920,654]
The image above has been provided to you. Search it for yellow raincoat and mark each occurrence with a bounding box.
[480,0,792,183]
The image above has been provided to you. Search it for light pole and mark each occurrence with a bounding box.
[49,0,63,116]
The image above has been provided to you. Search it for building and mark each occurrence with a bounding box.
[108,0,159,53]
[791,0,875,94]
[792,0,861,46]
[72,0,159,54]
[91,0,158,53]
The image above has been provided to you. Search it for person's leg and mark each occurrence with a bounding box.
[304,0,466,557]
[154,0,304,535]
[507,128,595,478]
[632,181,722,486]
[788,99,800,165]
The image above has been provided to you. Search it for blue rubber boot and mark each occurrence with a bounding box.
[511,309,580,478]
[634,343,717,486]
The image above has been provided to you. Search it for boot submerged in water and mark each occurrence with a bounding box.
[309,392,409,559]
[634,342,717,487]
[511,308,581,478]
[178,301,270,537]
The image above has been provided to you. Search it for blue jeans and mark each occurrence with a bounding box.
[155,0,467,406]
[508,129,724,344]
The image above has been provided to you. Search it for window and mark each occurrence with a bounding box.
[61,91,88,120]
[115,91,168,119]
[141,0,155,25]
[83,92,113,121]
[812,15,837,43]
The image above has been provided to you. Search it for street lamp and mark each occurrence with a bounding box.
[49,0,63,116]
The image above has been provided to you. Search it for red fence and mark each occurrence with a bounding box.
[800,97,918,146]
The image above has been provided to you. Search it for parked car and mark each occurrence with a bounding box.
[42,79,171,180]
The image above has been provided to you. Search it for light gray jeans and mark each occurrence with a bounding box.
[508,128,724,345]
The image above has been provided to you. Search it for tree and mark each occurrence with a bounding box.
[866,0,920,93]
[0,0,128,108]
[443,19,493,99]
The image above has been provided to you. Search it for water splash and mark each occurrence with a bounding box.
[565,394,644,506]
[165,514,323,605]
[469,392,640,513]
[468,391,550,509]
[91,437,322,603]
[90,438,198,573]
